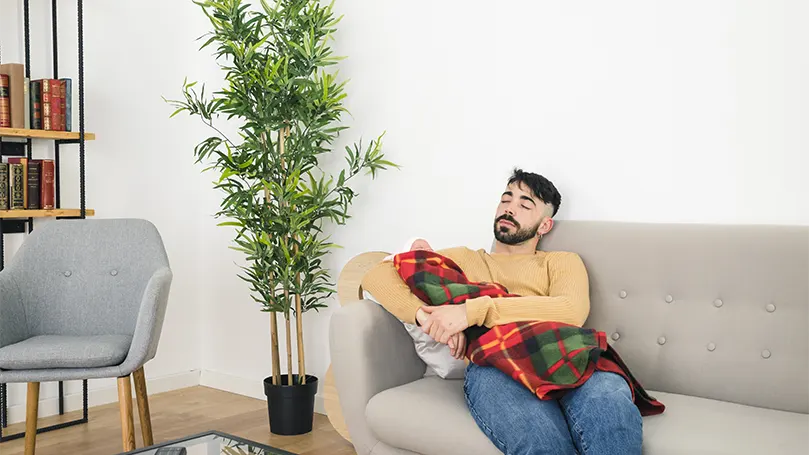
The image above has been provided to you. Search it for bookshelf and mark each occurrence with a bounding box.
[0,208,95,218]
[0,0,92,443]
[0,127,96,141]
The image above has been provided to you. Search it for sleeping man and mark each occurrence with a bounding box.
[362,168,659,455]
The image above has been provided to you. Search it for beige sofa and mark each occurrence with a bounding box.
[329,221,809,454]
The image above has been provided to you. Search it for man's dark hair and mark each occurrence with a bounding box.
[507,168,562,216]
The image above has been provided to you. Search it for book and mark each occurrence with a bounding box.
[24,77,30,129]
[40,159,55,209]
[27,160,41,209]
[61,78,72,131]
[0,163,8,210]
[7,158,28,207]
[49,79,61,132]
[40,79,51,130]
[9,163,25,209]
[0,64,26,129]
[0,75,9,128]
[30,79,42,129]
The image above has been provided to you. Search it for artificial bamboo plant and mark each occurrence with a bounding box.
[167,0,396,386]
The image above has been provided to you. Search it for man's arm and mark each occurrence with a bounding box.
[361,260,424,325]
[465,251,590,327]
[360,247,474,325]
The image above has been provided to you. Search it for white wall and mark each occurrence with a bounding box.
[1,0,806,424]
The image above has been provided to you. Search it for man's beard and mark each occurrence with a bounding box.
[493,215,539,245]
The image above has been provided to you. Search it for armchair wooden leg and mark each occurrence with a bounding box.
[25,382,40,455]
[133,367,154,446]
[117,375,136,451]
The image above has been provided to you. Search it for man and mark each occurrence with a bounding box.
[362,169,643,455]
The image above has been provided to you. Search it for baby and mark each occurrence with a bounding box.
[384,237,466,359]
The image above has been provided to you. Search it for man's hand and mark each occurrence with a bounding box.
[447,332,467,359]
[420,304,469,344]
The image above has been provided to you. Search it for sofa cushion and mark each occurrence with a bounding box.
[367,377,809,455]
[0,335,132,370]
[367,376,501,455]
[642,391,809,454]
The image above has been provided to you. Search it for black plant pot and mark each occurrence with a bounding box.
[263,374,319,435]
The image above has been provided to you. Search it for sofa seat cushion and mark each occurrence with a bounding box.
[0,335,132,370]
[367,377,809,455]
[366,376,501,455]
[642,391,809,454]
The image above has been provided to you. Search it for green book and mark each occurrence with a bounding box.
[0,163,8,210]
[10,163,25,209]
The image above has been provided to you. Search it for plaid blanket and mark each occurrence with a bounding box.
[393,250,665,416]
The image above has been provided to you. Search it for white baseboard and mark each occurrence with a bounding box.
[5,370,201,426]
[5,369,327,426]
[200,369,326,415]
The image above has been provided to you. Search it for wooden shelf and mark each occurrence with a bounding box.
[0,208,95,219]
[0,128,96,141]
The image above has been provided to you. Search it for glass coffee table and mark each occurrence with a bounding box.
[118,430,296,455]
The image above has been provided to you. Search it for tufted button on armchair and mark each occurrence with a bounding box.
[0,218,172,454]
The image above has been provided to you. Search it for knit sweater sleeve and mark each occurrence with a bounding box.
[465,251,591,327]
[360,247,474,325]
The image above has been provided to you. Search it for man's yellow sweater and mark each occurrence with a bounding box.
[361,247,590,328]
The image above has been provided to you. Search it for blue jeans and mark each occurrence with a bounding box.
[464,363,642,455]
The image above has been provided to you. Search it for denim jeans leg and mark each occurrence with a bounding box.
[559,371,643,455]
[464,363,578,455]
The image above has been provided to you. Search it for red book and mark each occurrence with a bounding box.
[49,80,61,132]
[40,159,55,209]
[0,75,10,128]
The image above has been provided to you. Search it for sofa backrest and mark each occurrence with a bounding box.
[540,220,808,414]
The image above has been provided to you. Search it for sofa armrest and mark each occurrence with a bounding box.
[0,271,28,349]
[330,300,426,455]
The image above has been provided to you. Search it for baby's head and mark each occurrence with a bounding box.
[408,238,433,252]
[383,237,434,261]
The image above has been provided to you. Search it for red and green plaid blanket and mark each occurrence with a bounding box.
[393,250,665,416]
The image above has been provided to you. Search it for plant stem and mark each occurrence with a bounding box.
[270,311,281,386]
[294,243,305,385]
[279,125,294,386]
[265,216,281,386]
[285,316,293,385]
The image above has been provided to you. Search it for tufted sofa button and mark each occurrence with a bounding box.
[63,270,72,277]
[665,295,674,303]
[611,332,620,341]
[619,290,627,299]
[657,336,667,345]
[761,350,771,359]
[707,343,716,352]
[714,299,724,308]
[110,269,118,276]
[766,303,776,313]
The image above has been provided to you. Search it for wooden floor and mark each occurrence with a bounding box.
[0,386,356,455]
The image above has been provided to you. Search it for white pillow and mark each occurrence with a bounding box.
[363,290,466,379]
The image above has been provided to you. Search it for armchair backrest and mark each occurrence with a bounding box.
[4,218,170,338]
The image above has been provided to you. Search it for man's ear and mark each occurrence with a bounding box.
[539,217,554,237]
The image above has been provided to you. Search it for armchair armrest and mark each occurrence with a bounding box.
[0,271,28,349]
[118,267,173,375]
[329,300,425,454]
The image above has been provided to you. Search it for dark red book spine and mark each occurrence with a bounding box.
[0,75,10,128]
[40,159,55,209]
[49,80,61,132]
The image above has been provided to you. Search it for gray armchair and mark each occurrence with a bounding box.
[0,218,172,455]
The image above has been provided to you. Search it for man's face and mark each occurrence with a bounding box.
[493,182,552,246]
